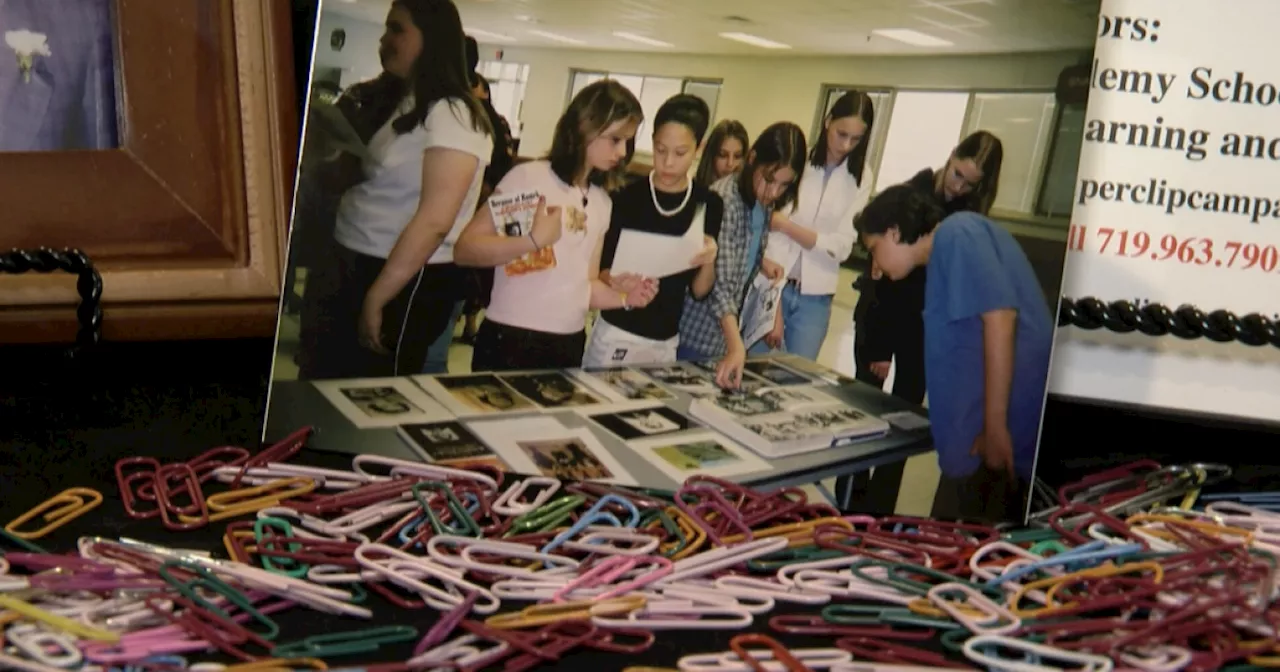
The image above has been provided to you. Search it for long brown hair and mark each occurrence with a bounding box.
[937,130,1003,215]
[811,91,874,186]
[695,119,750,189]
[739,122,807,211]
[547,80,643,192]
[389,0,490,138]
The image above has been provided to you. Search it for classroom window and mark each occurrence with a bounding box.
[568,70,723,156]
[478,60,530,138]
[962,92,1058,216]
[1035,102,1086,218]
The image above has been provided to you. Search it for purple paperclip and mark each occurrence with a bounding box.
[29,573,165,592]
[6,552,115,574]
[595,556,674,600]
[553,555,637,602]
[414,591,480,655]
[82,627,212,665]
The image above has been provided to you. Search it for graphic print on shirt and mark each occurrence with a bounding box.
[489,190,560,276]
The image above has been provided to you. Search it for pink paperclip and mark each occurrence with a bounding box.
[553,556,638,602]
[595,556,674,601]
[414,591,480,655]
[82,626,211,665]
[351,454,499,489]
[1119,644,1194,672]
[355,542,500,614]
[658,537,788,585]
[491,476,560,517]
[407,633,511,670]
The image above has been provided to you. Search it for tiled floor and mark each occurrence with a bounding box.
[271,267,941,515]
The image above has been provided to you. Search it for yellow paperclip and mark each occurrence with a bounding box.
[484,595,645,630]
[0,595,119,643]
[1010,561,1163,618]
[180,477,316,524]
[660,506,708,560]
[5,488,103,540]
[223,658,328,671]
[1126,513,1254,545]
[223,528,259,562]
[720,516,852,549]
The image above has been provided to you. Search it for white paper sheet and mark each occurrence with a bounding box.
[626,431,770,483]
[312,378,453,429]
[609,228,703,279]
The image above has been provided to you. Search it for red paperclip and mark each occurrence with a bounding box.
[115,456,163,519]
[154,464,209,531]
[228,426,311,489]
[836,636,972,669]
[768,614,934,641]
[729,633,814,672]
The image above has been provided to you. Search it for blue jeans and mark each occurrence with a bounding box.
[423,300,464,374]
[750,282,833,360]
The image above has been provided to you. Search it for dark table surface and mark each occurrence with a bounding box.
[3,337,1279,669]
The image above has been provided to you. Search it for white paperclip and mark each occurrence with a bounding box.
[426,535,579,579]
[316,499,420,536]
[1118,645,1192,672]
[406,633,511,669]
[256,506,360,541]
[774,554,866,586]
[351,454,499,490]
[715,575,831,605]
[560,526,661,556]
[657,537,788,586]
[356,542,501,614]
[929,582,1020,635]
[491,476,560,516]
[7,623,84,668]
[660,581,774,614]
[789,569,914,604]
[594,603,753,630]
[0,651,76,672]
[717,647,852,671]
[185,554,372,619]
[963,634,1114,672]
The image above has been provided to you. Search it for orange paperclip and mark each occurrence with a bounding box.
[5,488,103,540]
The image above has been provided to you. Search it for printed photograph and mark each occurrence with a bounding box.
[630,432,771,482]
[708,391,782,418]
[755,386,839,411]
[743,361,812,387]
[653,440,743,472]
[580,368,675,402]
[340,386,422,416]
[0,0,119,152]
[773,356,857,387]
[312,377,451,429]
[638,363,719,392]
[744,407,876,443]
[589,406,695,441]
[517,437,615,481]
[397,421,503,468]
[431,374,535,415]
[500,372,600,408]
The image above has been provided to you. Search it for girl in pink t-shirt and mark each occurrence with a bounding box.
[455,80,657,371]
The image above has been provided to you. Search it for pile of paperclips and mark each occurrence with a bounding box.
[1,428,1279,672]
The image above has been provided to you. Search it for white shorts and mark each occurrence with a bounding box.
[583,318,679,369]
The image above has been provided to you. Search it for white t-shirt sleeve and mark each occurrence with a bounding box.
[422,99,493,164]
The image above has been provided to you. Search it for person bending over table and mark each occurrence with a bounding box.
[853,184,1051,523]
[676,122,805,388]
[584,94,722,368]
[454,80,655,372]
[838,130,1004,514]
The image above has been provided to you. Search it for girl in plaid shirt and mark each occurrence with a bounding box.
[677,122,807,388]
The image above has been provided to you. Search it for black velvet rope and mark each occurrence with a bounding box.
[1057,297,1279,348]
[0,248,103,357]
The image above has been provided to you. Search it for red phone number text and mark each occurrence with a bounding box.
[1067,226,1280,273]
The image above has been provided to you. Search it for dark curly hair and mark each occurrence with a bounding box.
[854,184,946,245]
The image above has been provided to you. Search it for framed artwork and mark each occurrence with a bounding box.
[311,377,451,429]
[628,432,769,483]
[414,374,538,417]
[466,416,636,486]
[0,0,297,342]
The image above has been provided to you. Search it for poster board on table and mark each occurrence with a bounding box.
[1049,0,1280,426]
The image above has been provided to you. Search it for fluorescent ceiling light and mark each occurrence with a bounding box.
[872,28,953,47]
[718,32,791,50]
[613,31,673,48]
[467,28,514,42]
[528,29,585,45]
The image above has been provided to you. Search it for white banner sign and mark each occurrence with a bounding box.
[1050,0,1280,423]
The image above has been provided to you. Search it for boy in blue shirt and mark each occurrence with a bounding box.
[853,185,1053,522]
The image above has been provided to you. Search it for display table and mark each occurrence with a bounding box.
[263,358,934,497]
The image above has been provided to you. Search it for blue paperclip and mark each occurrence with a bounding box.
[113,655,188,672]
[397,514,429,547]
[1199,492,1280,513]
[540,494,639,554]
[987,540,1144,587]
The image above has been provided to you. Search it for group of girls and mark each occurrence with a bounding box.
[296,0,1007,423]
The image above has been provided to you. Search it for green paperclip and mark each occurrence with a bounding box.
[342,582,368,604]
[413,481,482,538]
[158,560,279,640]
[272,625,418,658]
[1028,539,1069,556]
[879,607,963,631]
[851,560,1005,601]
[0,528,47,554]
[504,494,585,537]
[639,508,687,558]
[253,517,308,579]
[746,546,844,572]
[821,604,891,625]
[1001,528,1060,544]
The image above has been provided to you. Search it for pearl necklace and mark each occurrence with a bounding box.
[649,171,693,217]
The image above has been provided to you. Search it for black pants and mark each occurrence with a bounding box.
[298,243,462,380]
[931,468,1031,524]
[471,319,587,373]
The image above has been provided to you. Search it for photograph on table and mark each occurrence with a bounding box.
[414,374,536,417]
[584,405,698,441]
[572,368,675,403]
[397,421,505,469]
[497,372,601,409]
[637,363,719,394]
[689,385,890,458]
[771,355,856,387]
[465,415,636,486]
[311,378,451,429]
[742,360,812,387]
[629,432,770,483]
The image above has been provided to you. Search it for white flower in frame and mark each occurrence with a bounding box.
[5,30,52,83]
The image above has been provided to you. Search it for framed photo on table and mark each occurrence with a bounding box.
[0,0,297,342]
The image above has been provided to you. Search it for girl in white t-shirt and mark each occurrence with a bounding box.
[454,80,654,371]
[300,0,493,380]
